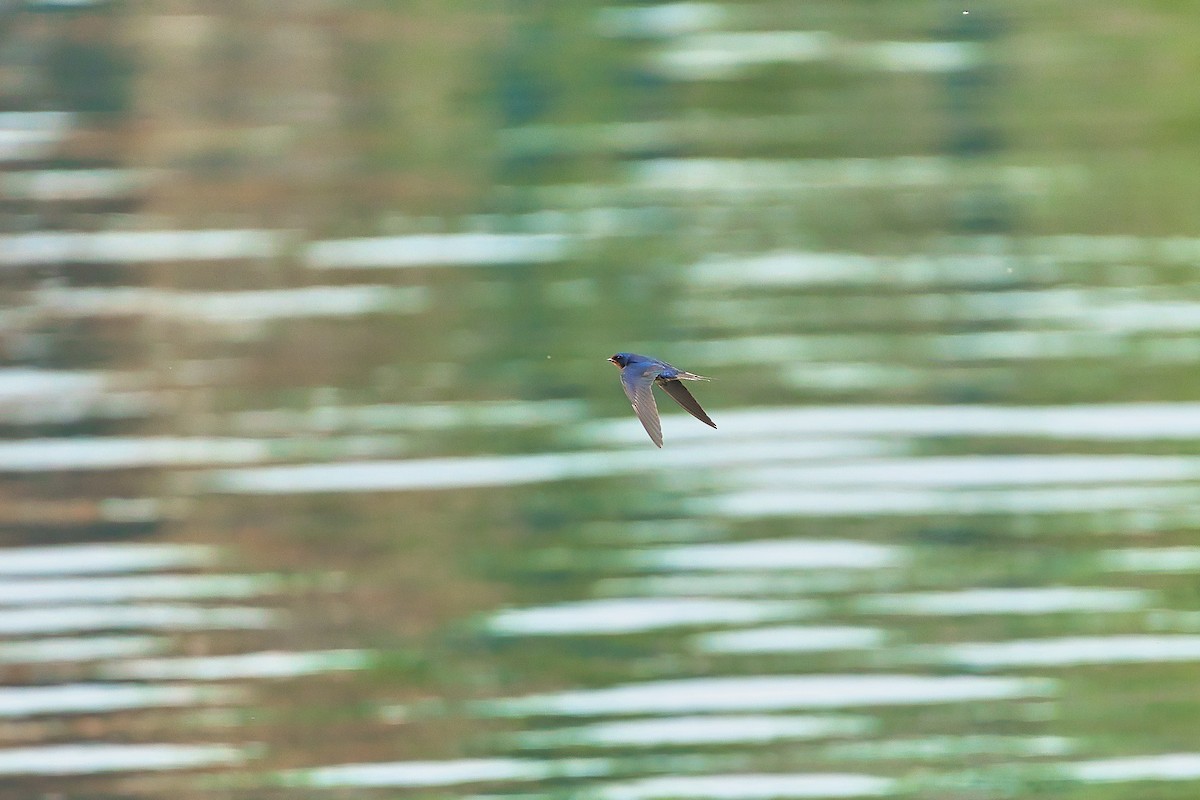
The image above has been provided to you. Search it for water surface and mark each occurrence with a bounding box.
[4,3,1200,798]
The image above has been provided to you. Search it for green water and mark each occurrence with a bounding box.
[5,3,1200,798]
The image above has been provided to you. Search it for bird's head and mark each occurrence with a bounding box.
[608,353,632,367]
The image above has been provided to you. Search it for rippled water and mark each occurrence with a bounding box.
[5,3,1200,798]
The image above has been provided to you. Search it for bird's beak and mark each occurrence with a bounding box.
[607,357,617,364]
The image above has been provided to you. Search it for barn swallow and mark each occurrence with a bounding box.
[608,352,716,447]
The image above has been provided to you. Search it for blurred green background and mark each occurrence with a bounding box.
[4,1,1200,798]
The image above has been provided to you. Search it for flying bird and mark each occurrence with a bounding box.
[608,352,716,447]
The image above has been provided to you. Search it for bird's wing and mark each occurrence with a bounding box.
[658,379,717,429]
[620,366,663,447]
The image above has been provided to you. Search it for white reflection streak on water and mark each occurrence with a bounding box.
[633,159,957,194]
[305,232,571,268]
[783,362,921,392]
[1,168,158,201]
[914,289,1200,333]
[0,229,284,266]
[0,111,74,160]
[597,2,729,38]
[0,743,248,775]
[212,451,596,493]
[0,604,277,635]
[924,635,1200,669]
[481,675,1057,717]
[0,368,106,399]
[101,649,371,681]
[730,455,1200,487]
[598,404,1200,444]
[0,544,213,576]
[596,572,871,597]
[710,485,1200,518]
[0,368,156,424]
[693,626,886,654]
[655,31,976,83]
[667,331,1125,368]
[862,40,979,72]
[857,587,1151,616]
[0,684,241,718]
[280,757,609,788]
[627,540,902,572]
[655,31,837,78]
[594,773,897,799]
[1101,547,1200,573]
[0,434,414,471]
[231,399,588,433]
[485,598,818,636]
[208,437,897,494]
[1063,753,1200,783]
[0,573,281,605]
[510,714,874,749]
[0,636,165,664]
[825,734,1074,762]
[684,248,1048,288]
[30,284,429,322]
[0,437,271,471]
